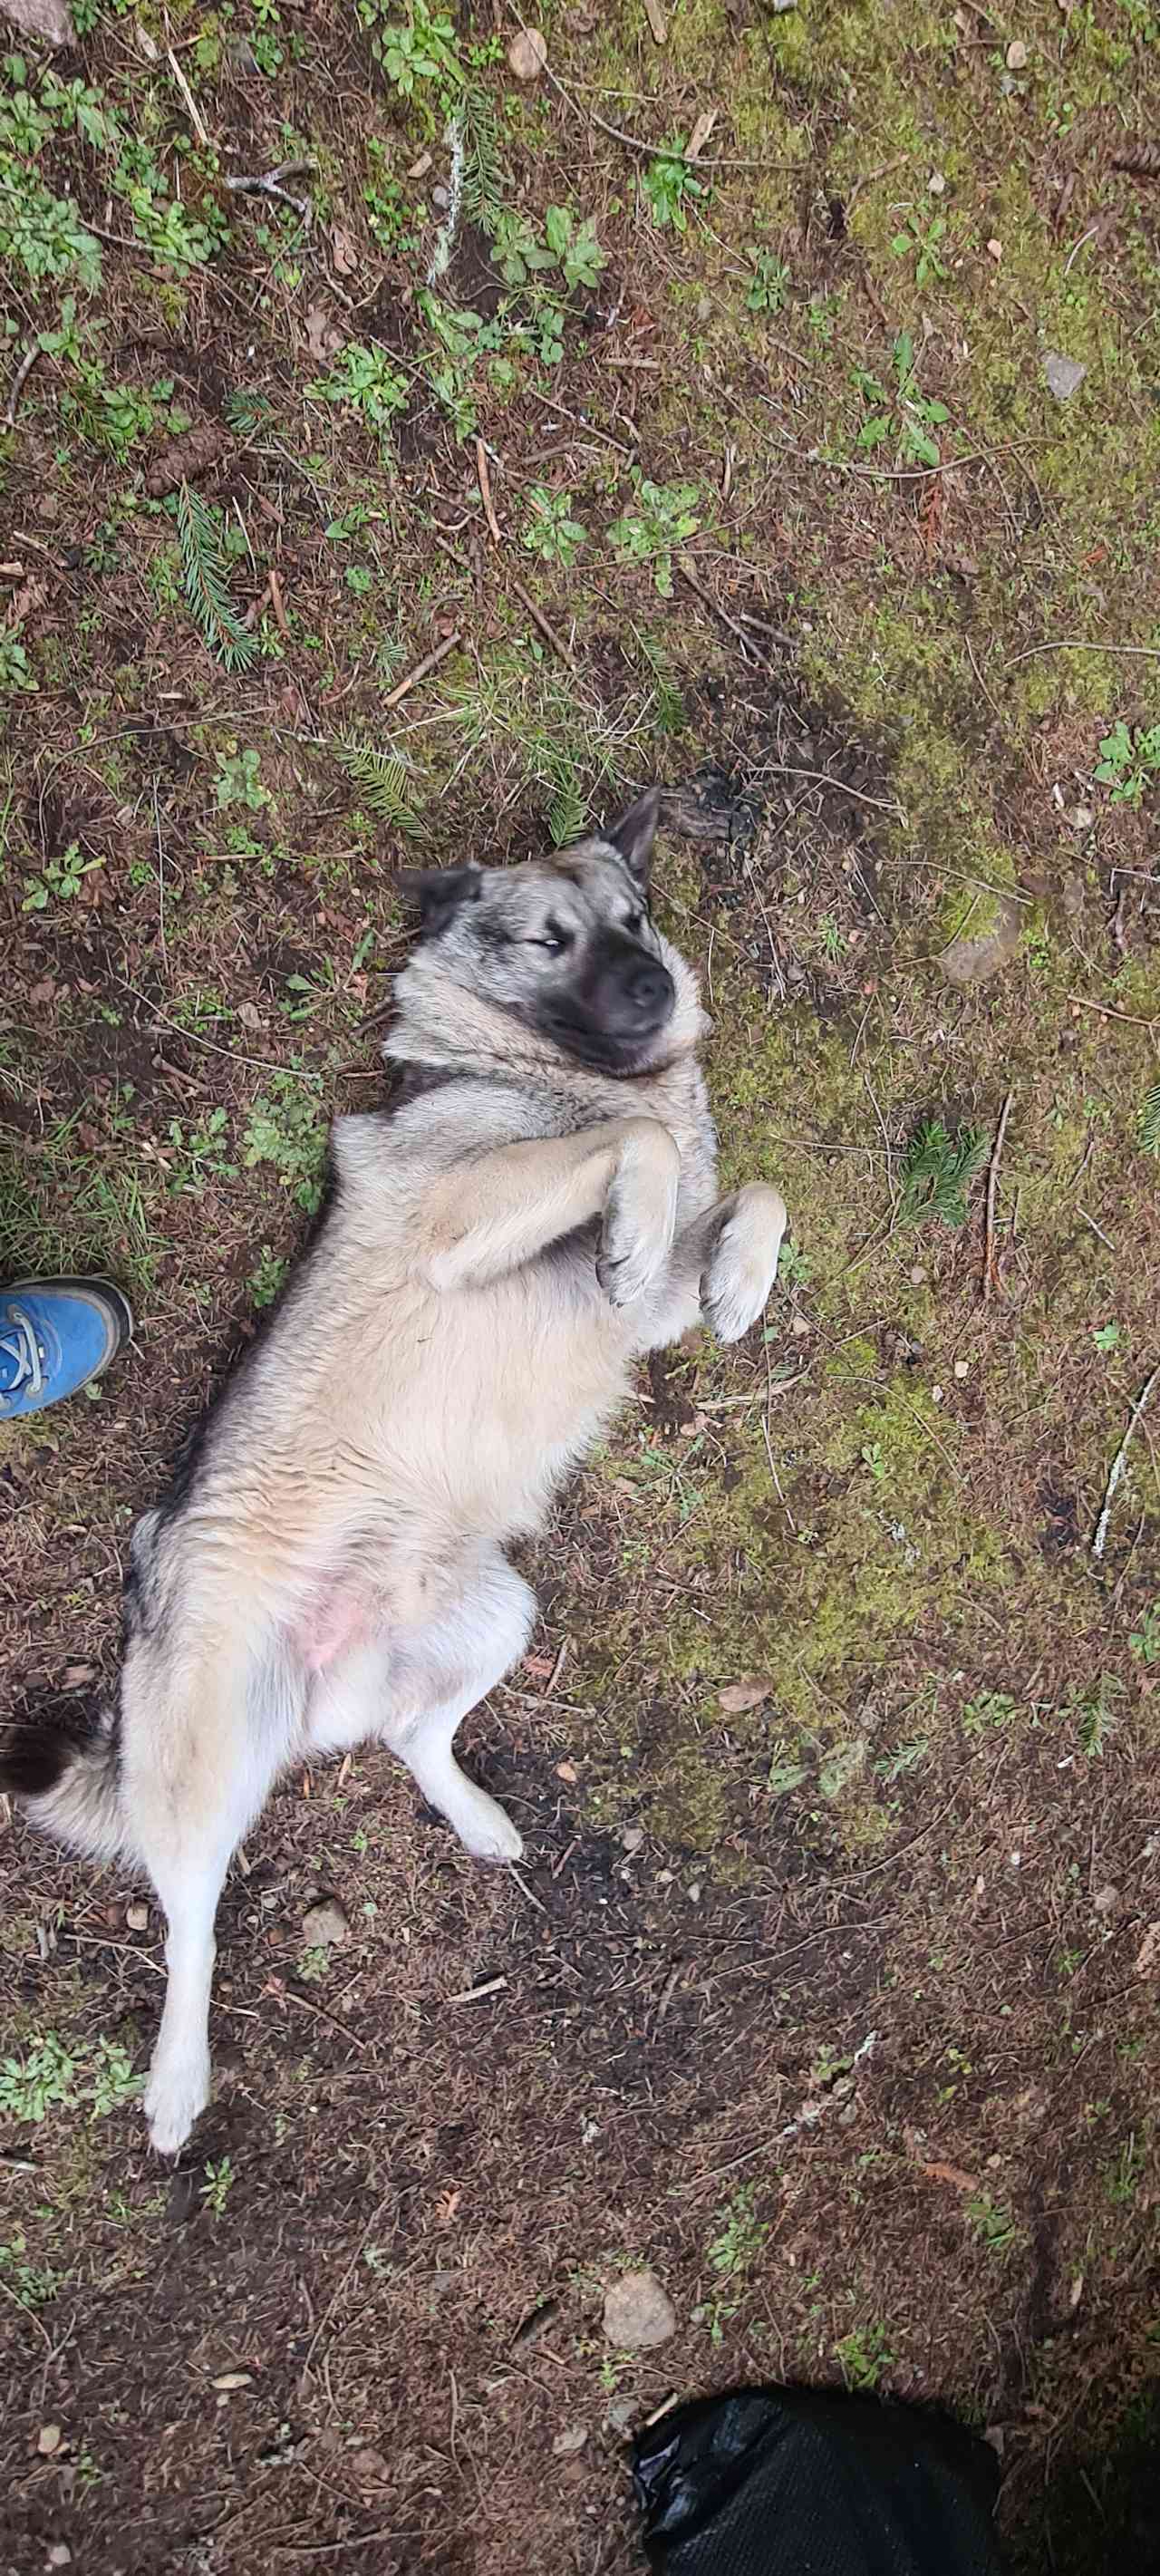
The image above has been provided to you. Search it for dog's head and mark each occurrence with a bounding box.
[397,790,697,1074]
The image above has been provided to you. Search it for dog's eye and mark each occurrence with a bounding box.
[624,909,646,937]
[528,924,573,956]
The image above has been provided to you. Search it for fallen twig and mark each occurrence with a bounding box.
[981,1087,1014,1303]
[475,438,501,544]
[225,159,315,221]
[676,552,777,671]
[1008,638,1160,670]
[167,44,208,146]
[447,1973,508,2005]
[267,567,290,638]
[382,627,463,709]
[5,342,43,429]
[243,575,273,632]
[1068,992,1158,1031]
[504,571,575,667]
[1092,1363,1160,1562]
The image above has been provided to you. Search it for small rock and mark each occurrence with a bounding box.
[125,1901,150,1932]
[953,1360,970,1380]
[211,2370,253,2392]
[1006,37,1028,66]
[37,2425,63,2457]
[552,2424,589,2457]
[603,2270,678,2351]
[431,185,450,211]
[620,1825,645,1855]
[507,25,547,80]
[1043,353,1087,402]
[718,1677,771,1715]
[1069,804,1094,831]
[47,2548,72,2570]
[909,1265,927,1286]
[302,1898,349,1948]
[939,895,1022,989]
[928,170,946,195]
[1093,1884,1119,1917]
[605,2396,637,2435]
[0,0,74,44]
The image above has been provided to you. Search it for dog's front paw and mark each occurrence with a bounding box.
[597,1128,679,1309]
[144,2045,211,2157]
[702,1185,788,1343]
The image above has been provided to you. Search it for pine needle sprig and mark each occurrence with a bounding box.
[175,480,257,673]
[1138,1080,1160,1157]
[334,741,422,833]
[897,1119,989,1229]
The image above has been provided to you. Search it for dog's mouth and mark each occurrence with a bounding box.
[539,992,676,1073]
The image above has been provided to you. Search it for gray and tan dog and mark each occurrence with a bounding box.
[4,790,787,2153]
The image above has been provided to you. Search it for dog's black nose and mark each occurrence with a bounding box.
[625,960,672,1016]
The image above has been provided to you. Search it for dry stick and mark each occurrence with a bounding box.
[382,627,463,709]
[267,567,290,638]
[675,552,778,672]
[1092,1364,1160,1562]
[1068,992,1159,1032]
[5,342,43,430]
[981,1088,1014,1304]
[1008,638,1160,669]
[475,438,501,544]
[224,159,315,219]
[167,44,209,146]
[504,571,575,667]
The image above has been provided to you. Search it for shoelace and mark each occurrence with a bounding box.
[0,1303,44,1400]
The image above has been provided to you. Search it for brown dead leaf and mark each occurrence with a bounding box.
[7,576,48,627]
[331,223,359,276]
[686,106,720,160]
[718,1677,771,1714]
[522,1652,556,1680]
[918,2159,980,2193]
[1135,1922,1160,1975]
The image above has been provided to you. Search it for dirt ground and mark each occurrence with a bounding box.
[4,2,1160,2569]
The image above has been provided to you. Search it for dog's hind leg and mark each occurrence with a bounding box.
[122,1638,300,2155]
[320,1552,534,1862]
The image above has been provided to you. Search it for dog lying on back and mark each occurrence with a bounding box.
[4,790,787,2153]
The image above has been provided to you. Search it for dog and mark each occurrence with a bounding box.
[3,789,787,2154]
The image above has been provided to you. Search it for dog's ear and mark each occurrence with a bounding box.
[607,786,661,891]
[397,863,483,937]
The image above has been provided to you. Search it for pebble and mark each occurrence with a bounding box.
[605,2396,637,2435]
[125,1901,150,1932]
[552,2424,589,2457]
[37,2426,63,2457]
[603,2270,677,2350]
[302,1898,350,1948]
[1042,353,1087,402]
[1006,37,1028,66]
[507,25,547,80]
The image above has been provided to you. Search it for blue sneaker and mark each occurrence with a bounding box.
[0,1279,133,1419]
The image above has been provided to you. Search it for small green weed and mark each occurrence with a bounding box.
[297,1944,332,1984]
[311,342,410,453]
[1094,720,1160,809]
[0,625,36,695]
[22,842,102,911]
[747,247,790,314]
[243,1073,326,1213]
[166,1109,238,1195]
[214,749,271,812]
[0,2231,63,2312]
[853,333,950,469]
[606,473,701,598]
[698,2184,771,2345]
[889,208,949,288]
[0,2031,139,2123]
[896,1119,987,1229]
[1130,1602,1160,1665]
[521,486,586,568]
[641,141,705,233]
[1105,2134,1145,2206]
[962,1691,1018,1737]
[1092,1322,1122,1354]
[965,2193,1022,2258]
[248,1245,288,1310]
[202,2155,235,2216]
[833,2321,895,2390]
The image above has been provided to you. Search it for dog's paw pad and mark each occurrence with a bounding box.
[145,2055,210,2158]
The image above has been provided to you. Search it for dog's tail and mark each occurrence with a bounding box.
[1,1694,126,1864]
